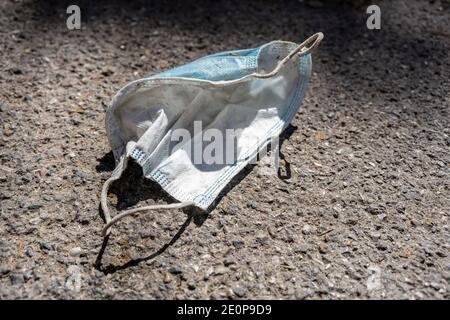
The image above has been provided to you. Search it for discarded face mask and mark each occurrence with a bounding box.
[100,33,323,236]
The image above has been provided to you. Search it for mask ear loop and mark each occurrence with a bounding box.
[100,156,195,237]
[100,155,128,236]
[254,32,324,79]
[101,200,195,237]
[291,32,324,57]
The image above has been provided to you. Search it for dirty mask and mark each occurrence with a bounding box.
[100,33,323,236]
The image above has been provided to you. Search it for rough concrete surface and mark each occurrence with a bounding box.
[0,0,449,299]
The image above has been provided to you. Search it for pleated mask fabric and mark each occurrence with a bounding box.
[100,33,323,236]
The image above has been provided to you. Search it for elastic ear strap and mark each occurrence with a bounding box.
[100,156,195,237]
[295,32,324,56]
[101,201,195,237]
[283,32,324,63]
[254,32,323,79]
[100,155,128,236]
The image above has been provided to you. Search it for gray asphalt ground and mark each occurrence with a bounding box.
[0,0,449,299]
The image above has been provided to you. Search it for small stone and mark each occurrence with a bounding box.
[370,232,382,241]
[0,266,11,275]
[10,273,24,285]
[187,281,196,290]
[25,246,34,257]
[101,67,116,77]
[204,266,214,280]
[223,259,236,267]
[214,266,228,276]
[298,244,309,254]
[302,224,313,235]
[23,270,33,281]
[163,272,172,283]
[0,191,12,200]
[232,286,247,297]
[191,264,200,273]
[436,251,446,258]
[367,204,382,215]
[66,265,81,291]
[225,205,238,215]
[22,176,31,184]
[284,231,295,243]
[318,243,328,254]
[39,242,53,251]
[3,126,14,137]
[69,247,82,257]
[17,31,28,39]
[168,266,183,275]
[430,282,440,290]
[10,67,23,75]
[366,266,383,292]
[232,240,244,249]
[248,202,257,209]
[28,204,43,210]
[295,287,312,300]
[377,241,388,251]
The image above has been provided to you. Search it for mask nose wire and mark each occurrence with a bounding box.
[100,155,195,237]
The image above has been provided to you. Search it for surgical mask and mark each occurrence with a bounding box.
[100,33,323,236]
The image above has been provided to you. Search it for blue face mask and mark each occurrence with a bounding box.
[101,33,323,236]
